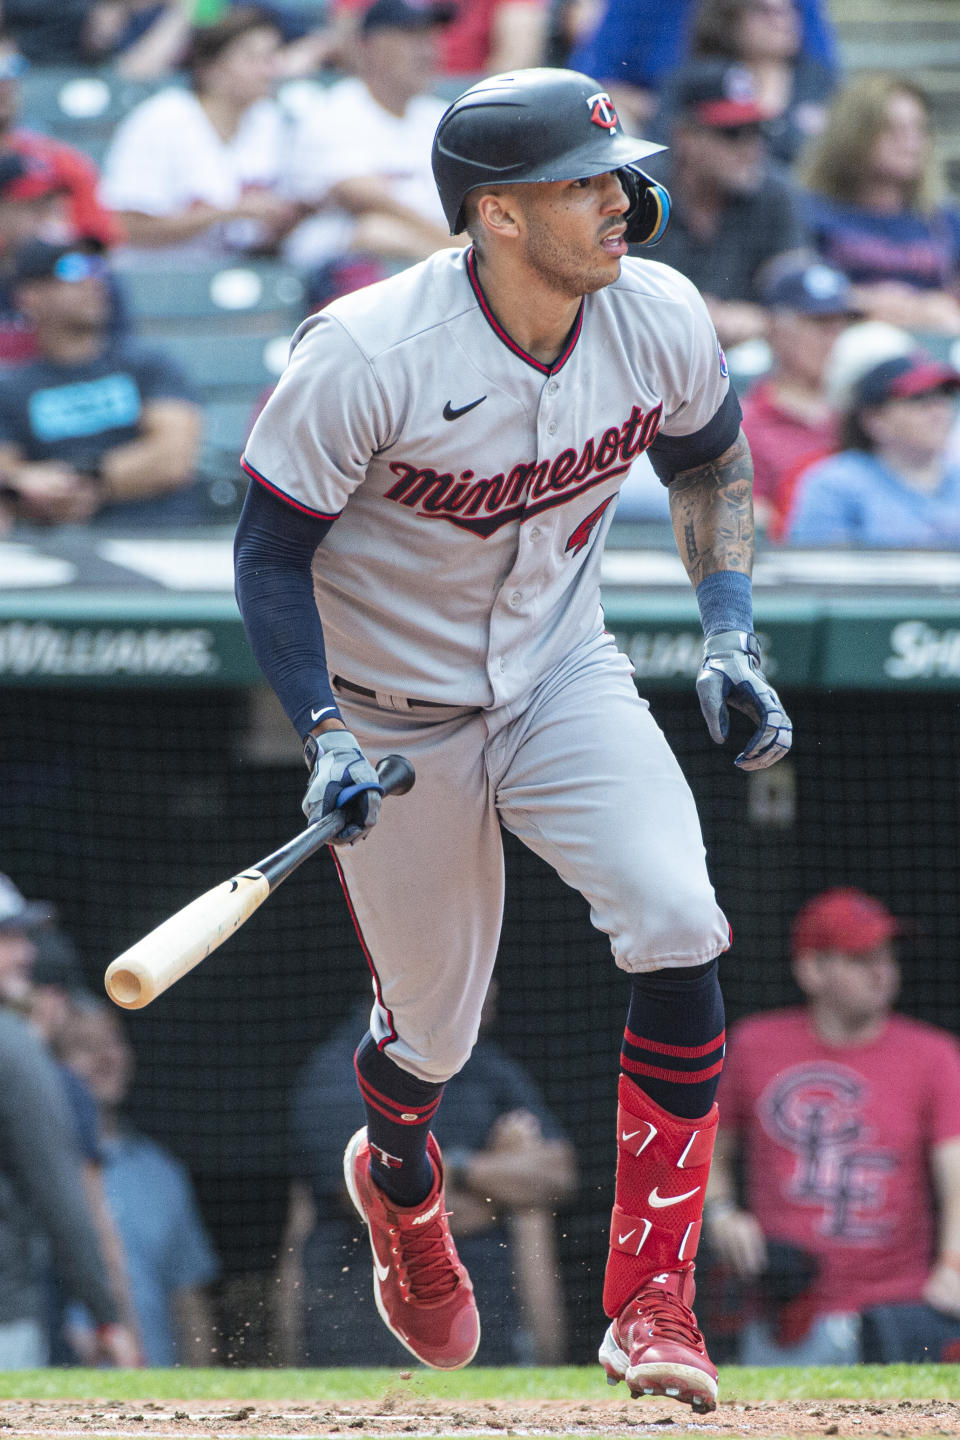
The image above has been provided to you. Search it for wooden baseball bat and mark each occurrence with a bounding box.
[104,754,415,1011]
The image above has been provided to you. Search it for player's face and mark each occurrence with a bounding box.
[513,171,631,297]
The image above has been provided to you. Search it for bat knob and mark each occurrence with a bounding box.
[377,754,416,796]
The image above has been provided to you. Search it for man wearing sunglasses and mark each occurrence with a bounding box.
[634,59,809,349]
[0,238,203,531]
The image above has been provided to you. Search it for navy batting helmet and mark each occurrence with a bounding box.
[431,68,671,247]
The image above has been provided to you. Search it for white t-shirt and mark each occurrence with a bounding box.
[282,78,448,269]
[100,86,292,260]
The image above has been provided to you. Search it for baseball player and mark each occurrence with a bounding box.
[234,67,792,1410]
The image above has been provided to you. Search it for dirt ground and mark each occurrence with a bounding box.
[3,1396,960,1438]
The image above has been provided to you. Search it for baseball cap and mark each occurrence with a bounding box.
[791,887,899,956]
[0,151,62,204]
[760,257,855,315]
[360,0,456,33]
[31,928,88,993]
[672,60,769,128]
[11,238,108,285]
[0,872,53,932]
[852,352,960,409]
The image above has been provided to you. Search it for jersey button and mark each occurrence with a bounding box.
[509,592,522,607]
[498,657,506,672]
[547,421,558,435]
[530,527,542,540]
[546,380,559,395]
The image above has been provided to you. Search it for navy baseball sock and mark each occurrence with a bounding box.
[620,958,725,1119]
[354,1031,445,1206]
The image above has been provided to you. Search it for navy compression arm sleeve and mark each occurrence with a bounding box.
[233,480,342,738]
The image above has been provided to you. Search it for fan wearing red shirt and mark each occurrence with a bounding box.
[706,888,960,1364]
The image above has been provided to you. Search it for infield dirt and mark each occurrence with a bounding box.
[2,1395,960,1438]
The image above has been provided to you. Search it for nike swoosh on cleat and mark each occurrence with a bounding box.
[617,1229,636,1245]
[648,1185,701,1208]
[373,1254,391,1283]
[443,395,486,421]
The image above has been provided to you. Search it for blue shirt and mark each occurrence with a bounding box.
[785,449,960,547]
[71,1129,219,1366]
[569,0,839,91]
[804,193,960,290]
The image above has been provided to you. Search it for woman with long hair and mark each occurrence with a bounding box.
[800,74,960,334]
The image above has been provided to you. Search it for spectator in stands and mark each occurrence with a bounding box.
[0,30,121,251]
[638,59,809,348]
[55,995,220,1367]
[280,987,577,1365]
[0,873,140,1369]
[783,350,960,547]
[740,256,855,536]
[327,0,549,78]
[26,929,143,1364]
[654,0,834,168]
[706,887,960,1364]
[0,0,123,63]
[283,0,461,306]
[568,0,838,132]
[0,238,204,532]
[99,7,301,261]
[95,1,339,82]
[800,75,960,336]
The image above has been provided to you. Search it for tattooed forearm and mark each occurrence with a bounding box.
[668,430,755,587]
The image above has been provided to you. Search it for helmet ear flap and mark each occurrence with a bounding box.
[619,166,672,247]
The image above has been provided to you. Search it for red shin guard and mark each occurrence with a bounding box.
[603,1074,717,1318]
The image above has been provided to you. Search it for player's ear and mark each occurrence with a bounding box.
[476,187,522,241]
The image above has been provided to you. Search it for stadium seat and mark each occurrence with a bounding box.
[160,330,290,403]
[119,260,309,338]
[17,65,168,150]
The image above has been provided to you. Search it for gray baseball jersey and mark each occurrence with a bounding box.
[242,246,732,707]
[240,244,735,1080]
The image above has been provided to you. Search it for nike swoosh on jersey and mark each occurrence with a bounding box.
[311,705,336,722]
[443,395,486,421]
[648,1185,702,1208]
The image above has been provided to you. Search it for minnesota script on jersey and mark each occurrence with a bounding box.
[242,247,731,706]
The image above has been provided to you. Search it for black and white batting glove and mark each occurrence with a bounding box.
[696,630,793,771]
[302,729,383,844]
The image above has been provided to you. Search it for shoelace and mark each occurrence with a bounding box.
[390,1212,461,1302]
[630,1285,705,1348]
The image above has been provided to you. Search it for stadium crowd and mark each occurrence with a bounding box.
[2,0,960,1373]
[0,0,957,541]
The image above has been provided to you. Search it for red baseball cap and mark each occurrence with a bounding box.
[791,887,900,957]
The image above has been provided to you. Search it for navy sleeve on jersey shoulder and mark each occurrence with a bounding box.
[647,384,743,485]
[233,478,343,738]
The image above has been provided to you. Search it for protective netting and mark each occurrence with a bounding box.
[2,683,958,1363]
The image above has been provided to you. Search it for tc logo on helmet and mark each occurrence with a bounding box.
[587,91,619,132]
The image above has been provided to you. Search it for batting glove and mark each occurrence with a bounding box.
[696,630,793,771]
[302,729,383,844]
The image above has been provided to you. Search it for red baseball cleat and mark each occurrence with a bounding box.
[343,1128,481,1370]
[599,1267,718,1413]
